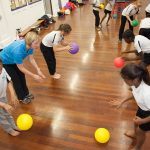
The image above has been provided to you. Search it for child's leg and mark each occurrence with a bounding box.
[100,10,107,24]
[119,16,127,41]
[93,10,100,28]
[106,13,111,25]
[0,114,20,136]
[132,127,146,150]
[40,43,58,77]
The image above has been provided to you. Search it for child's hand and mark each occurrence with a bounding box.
[10,96,19,107]
[4,104,14,114]
[133,116,145,125]
[37,70,46,79]
[66,45,71,51]
[108,99,123,109]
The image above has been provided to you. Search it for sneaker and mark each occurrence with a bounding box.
[96,27,101,31]
[26,93,34,99]
[21,97,31,104]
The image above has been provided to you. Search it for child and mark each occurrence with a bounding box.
[118,0,141,42]
[0,59,20,136]
[100,0,115,26]
[40,24,71,79]
[111,63,150,150]
[139,4,150,39]
[145,3,150,17]
[0,32,45,104]
[122,29,150,66]
[92,0,103,30]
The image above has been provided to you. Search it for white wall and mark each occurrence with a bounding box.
[0,0,45,48]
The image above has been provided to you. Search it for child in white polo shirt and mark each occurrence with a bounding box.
[100,0,115,26]
[122,29,150,66]
[139,4,150,39]
[111,63,150,150]
[118,1,141,41]
[40,24,71,79]
[0,59,20,136]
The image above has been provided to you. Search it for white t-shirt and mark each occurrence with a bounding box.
[105,0,115,11]
[122,4,139,17]
[145,3,150,13]
[0,68,11,98]
[131,81,150,111]
[42,31,64,47]
[139,18,150,29]
[134,35,150,54]
[93,0,102,11]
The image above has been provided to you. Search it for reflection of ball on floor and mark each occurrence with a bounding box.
[17,114,33,130]
[95,128,110,143]
[69,42,79,54]
[114,57,125,68]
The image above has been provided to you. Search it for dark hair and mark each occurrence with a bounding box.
[122,29,135,42]
[58,24,72,33]
[121,63,150,85]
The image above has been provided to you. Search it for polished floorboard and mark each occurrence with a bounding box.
[0,1,150,150]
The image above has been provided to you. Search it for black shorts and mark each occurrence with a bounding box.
[136,107,150,131]
[146,11,150,17]
[104,9,111,14]
[142,53,150,65]
[139,28,150,40]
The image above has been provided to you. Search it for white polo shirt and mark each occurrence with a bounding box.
[145,3,150,13]
[134,35,150,54]
[139,18,150,29]
[122,4,139,17]
[105,0,115,11]
[93,0,102,11]
[42,31,64,47]
[131,80,150,111]
[0,68,11,98]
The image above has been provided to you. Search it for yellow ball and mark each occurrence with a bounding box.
[100,4,104,9]
[17,114,33,131]
[94,128,110,143]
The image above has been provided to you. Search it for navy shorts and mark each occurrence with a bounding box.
[136,107,150,131]
[104,9,111,14]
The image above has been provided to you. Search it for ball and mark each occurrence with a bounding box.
[100,4,105,9]
[114,57,125,68]
[69,42,79,54]
[95,128,110,143]
[17,114,33,131]
[131,20,139,27]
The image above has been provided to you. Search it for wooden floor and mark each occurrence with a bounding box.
[1,1,150,150]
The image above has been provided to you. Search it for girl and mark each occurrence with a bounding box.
[118,0,141,42]
[139,4,150,39]
[0,59,20,136]
[92,0,103,30]
[100,0,115,26]
[122,29,150,66]
[0,32,45,104]
[111,63,150,150]
[40,24,71,79]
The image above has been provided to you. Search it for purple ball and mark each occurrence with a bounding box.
[69,42,79,54]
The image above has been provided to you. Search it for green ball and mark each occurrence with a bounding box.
[131,20,139,27]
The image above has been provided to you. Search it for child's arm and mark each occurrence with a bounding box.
[109,94,134,109]
[7,81,19,107]
[134,116,150,125]
[0,101,14,114]
[53,45,71,52]
[121,50,137,54]
[60,40,70,46]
